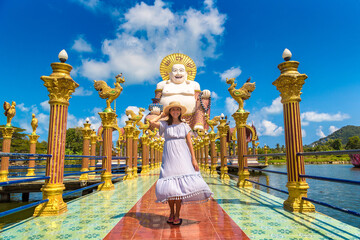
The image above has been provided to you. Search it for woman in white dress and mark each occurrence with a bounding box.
[149,101,213,225]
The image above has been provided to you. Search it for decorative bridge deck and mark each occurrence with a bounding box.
[1,171,359,240]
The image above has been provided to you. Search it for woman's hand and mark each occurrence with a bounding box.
[192,158,199,171]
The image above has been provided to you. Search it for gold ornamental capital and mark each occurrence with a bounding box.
[232,112,250,128]
[217,119,229,137]
[99,112,117,129]
[124,120,134,138]
[90,131,97,144]
[41,62,79,106]
[133,129,141,139]
[28,134,40,143]
[1,127,15,139]
[82,122,93,139]
[273,61,307,104]
[208,132,217,142]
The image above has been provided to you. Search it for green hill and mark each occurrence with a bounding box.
[310,125,360,146]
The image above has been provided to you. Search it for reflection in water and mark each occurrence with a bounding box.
[250,164,360,228]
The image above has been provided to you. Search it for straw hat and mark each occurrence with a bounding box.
[163,101,187,116]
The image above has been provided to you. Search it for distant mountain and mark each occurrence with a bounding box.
[310,125,360,147]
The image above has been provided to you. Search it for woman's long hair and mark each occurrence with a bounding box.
[166,112,184,125]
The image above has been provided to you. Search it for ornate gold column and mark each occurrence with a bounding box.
[217,119,230,180]
[273,49,315,212]
[97,112,116,190]
[34,51,79,216]
[79,121,92,181]
[132,128,140,178]
[27,135,40,177]
[233,112,252,188]
[89,130,97,179]
[0,127,15,182]
[123,120,134,180]
[203,134,210,174]
[264,145,269,166]
[149,138,155,170]
[140,134,149,174]
[200,136,205,171]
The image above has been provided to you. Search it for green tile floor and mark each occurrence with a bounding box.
[1,171,359,239]
[206,175,360,239]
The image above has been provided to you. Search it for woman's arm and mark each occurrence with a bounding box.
[186,132,199,171]
[149,112,166,129]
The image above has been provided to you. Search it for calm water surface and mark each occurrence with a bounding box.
[250,164,360,229]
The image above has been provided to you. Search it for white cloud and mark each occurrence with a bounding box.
[301,111,350,122]
[211,91,219,101]
[40,100,50,112]
[73,0,100,9]
[316,126,326,138]
[261,120,283,136]
[302,129,306,137]
[225,97,237,114]
[329,125,339,134]
[30,105,39,115]
[79,0,226,84]
[17,103,29,112]
[262,97,282,114]
[218,66,241,81]
[72,36,93,52]
[73,86,93,96]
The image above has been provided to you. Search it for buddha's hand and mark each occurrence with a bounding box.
[202,89,211,98]
[151,107,161,115]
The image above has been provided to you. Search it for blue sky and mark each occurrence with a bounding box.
[1,0,360,147]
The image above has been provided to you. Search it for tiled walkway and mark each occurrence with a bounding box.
[104,183,249,239]
[1,171,360,239]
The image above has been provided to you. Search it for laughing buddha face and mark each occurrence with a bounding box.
[169,64,188,84]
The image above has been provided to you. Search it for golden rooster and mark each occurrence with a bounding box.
[226,77,256,112]
[137,120,150,135]
[94,73,125,112]
[31,113,38,135]
[3,101,16,127]
[205,114,220,133]
[126,108,145,126]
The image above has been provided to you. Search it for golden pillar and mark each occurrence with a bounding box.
[0,127,15,182]
[89,130,97,179]
[217,119,230,180]
[209,133,218,177]
[264,145,269,166]
[159,138,164,166]
[34,51,79,216]
[132,129,140,178]
[149,139,155,170]
[233,112,252,188]
[200,137,205,171]
[123,120,134,180]
[140,134,149,174]
[204,134,210,174]
[97,112,116,190]
[273,50,315,212]
[26,134,40,176]
[79,121,92,181]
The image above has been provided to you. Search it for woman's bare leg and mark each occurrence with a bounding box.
[168,200,175,219]
[174,200,182,221]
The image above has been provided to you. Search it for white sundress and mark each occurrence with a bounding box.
[155,121,213,204]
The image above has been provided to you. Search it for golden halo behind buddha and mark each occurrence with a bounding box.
[160,53,197,81]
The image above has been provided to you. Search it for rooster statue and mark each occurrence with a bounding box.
[126,108,145,126]
[226,77,256,112]
[94,73,125,112]
[31,113,38,135]
[137,120,150,135]
[205,114,220,133]
[3,101,16,127]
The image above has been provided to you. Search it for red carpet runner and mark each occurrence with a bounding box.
[103,182,249,240]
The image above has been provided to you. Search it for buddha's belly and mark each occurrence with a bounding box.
[160,95,196,115]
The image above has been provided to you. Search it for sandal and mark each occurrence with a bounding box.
[167,216,174,224]
[172,218,182,225]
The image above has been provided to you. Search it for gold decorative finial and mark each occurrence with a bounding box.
[94,73,125,112]
[58,49,68,63]
[3,101,16,127]
[226,77,256,112]
[137,119,150,135]
[31,113,38,135]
